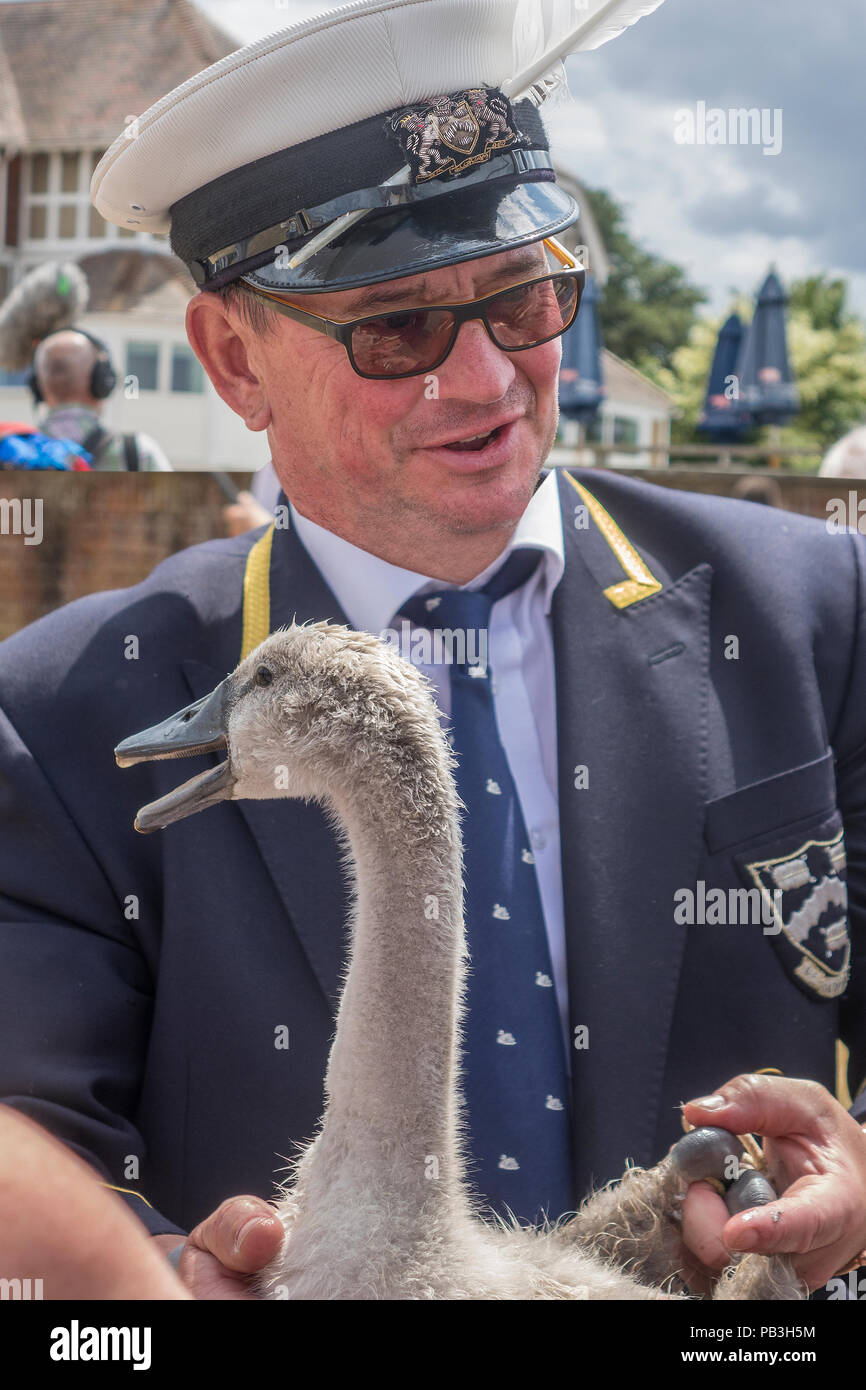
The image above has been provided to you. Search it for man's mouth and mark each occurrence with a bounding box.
[441,425,505,452]
[416,416,524,470]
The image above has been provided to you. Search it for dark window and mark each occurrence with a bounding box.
[126,342,159,392]
[58,205,78,238]
[29,153,49,194]
[61,152,79,193]
[27,205,46,239]
[0,366,31,387]
[613,416,639,446]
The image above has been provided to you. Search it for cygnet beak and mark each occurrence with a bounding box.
[114,680,235,833]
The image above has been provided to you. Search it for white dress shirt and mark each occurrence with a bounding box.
[289,472,570,1056]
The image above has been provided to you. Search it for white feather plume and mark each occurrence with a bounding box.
[0,260,90,370]
[506,0,668,101]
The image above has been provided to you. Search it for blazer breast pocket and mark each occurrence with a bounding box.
[703,751,850,1002]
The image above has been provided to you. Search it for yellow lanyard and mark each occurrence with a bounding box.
[240,523,275,660]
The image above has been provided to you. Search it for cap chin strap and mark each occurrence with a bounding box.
[194,148,555,289]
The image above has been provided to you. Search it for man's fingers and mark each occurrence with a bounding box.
[684,1179,846,1291]
[681,1181,731,1272]
[678,1074,866,1289]
[723,1182,843,1256]
[726,1209,844,1291]
[187,1195,284,1273]
[682,1072,837,1140]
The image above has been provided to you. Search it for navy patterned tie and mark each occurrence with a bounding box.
[399,550,573,1224]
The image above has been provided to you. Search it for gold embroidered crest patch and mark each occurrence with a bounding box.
[389,87,528,185]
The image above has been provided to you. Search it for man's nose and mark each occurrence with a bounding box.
[434,317,517,402]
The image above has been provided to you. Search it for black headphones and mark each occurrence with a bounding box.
[29,328,118,405]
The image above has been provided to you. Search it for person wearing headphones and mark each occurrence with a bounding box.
[32,328,172,471]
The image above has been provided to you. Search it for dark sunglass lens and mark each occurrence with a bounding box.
[488,275,579,349]
[351,308,455,377]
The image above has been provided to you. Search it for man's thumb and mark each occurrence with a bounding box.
[188,1195,284,1272]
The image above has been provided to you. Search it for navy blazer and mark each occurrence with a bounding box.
[0,468,864,1239]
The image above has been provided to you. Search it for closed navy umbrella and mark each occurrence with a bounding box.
[559,271,605,424]
[698,313,751,440]
[736,269,800,427]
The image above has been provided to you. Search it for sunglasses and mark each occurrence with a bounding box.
[240,238,584,380]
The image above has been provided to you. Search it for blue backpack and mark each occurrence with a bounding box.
[0,424,92,470]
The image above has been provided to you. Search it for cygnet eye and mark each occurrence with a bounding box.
[254,664,274,688]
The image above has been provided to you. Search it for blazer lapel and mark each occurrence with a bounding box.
[181,523,354,1011]
[553,470,713,1193]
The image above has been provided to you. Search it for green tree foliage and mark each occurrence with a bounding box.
[639,275,866,470]
[582,185,706,368]
[789,276,847,332]
[785,278,866,450]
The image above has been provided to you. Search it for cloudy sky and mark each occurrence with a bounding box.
[198,0,865,320]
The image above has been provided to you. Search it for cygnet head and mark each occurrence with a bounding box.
[115,622,457,834]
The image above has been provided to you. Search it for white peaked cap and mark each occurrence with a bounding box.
[93,0,544,235]
[90,0,665,293]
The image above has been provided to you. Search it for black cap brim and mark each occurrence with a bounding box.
[241,178,579,295]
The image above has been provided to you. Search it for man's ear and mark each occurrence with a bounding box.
[185,293,271,432]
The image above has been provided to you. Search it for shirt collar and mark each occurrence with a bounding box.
[288,470,565,637]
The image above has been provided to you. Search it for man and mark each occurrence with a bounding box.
[1,0,865,1300]
[33,329,171,471]
[821,424,866,479]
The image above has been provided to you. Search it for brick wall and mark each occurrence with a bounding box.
[616,467,866,521]
[1,468,863,643]
[0,471,255,640]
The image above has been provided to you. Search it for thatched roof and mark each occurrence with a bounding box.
[0,0,236,148]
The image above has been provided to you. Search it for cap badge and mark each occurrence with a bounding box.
[389,87,528,186]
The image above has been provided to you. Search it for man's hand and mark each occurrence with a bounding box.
[681,1073,866,1291]
[223,492,273,538]
[156,1196,285,1300]
[0,1105,190,1299]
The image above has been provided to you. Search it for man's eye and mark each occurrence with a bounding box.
[379,311,427,332]
[496,282,537,307]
